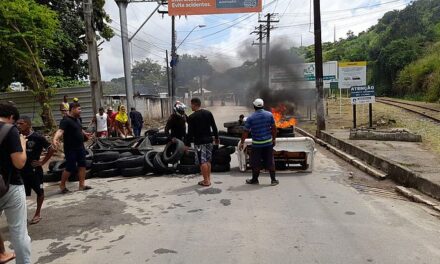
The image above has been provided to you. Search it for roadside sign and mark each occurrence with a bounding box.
[339,61,367,88]
[168,0,262,16]
[350,85,375,105]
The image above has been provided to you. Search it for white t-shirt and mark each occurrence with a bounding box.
[96,113,108,132]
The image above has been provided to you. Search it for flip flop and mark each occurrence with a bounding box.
[30,216,42,225]
[60,188,70,194]
[79,186,92,191]
[0,252,16,264]
[198,181,211,187]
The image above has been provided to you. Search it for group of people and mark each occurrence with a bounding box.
[61,95,144,138]
[0,96,278,264]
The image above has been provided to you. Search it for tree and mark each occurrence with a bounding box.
[36,0,114,81]
[132,58,166,87]
[0,0,60,128]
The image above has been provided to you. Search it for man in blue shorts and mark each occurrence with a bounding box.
[239,98,279,186]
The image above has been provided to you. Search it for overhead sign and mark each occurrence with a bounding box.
[168,0,262,16]
[270,61,338,90]
[350,85,375,105]
[339,61,367,89]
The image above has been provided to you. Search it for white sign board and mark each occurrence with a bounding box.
[339,61,367,88]
[270,61,338,90]
[350,85,375,105]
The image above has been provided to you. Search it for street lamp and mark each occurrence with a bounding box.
[176,24,206,50]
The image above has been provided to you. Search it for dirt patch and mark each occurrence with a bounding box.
[220,199,231,206]
[154,248,178,254]
[36,242,77,264]
[195,188,222,195]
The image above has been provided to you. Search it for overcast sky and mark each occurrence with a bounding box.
[100,0,411,81]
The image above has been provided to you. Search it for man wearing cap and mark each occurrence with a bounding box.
[239,98,279,186]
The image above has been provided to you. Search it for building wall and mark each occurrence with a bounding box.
[102,96,170,121]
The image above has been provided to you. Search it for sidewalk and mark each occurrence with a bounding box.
[318,129,440,200]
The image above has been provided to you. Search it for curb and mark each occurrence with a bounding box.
[310,128,440,201]
[295,127,387,180]
[395,186,440,213]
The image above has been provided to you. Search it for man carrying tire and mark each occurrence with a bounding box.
[186,98,219,187]
[239,98,279,186]
[17,116,55,225]
[53,102,92,193]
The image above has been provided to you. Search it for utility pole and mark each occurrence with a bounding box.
[259,13,279,89]
[171,16,177,105]
[84,0,102,114]
[166,50,171,111]
[251,24,265,85]
[313,0,326,134]
[115,0,134,111]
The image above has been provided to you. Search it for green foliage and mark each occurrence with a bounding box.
[175,54,213,89]
[45,76,87,88]
[299,0,440,100]
[132,58,166,87]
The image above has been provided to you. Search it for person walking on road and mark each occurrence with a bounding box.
[186,98,219,187]
[165,101,187,142]
[239,98,279,186]
[53,102,92,193]
[92,107,110,138]
[129,107,143,137]
[17,116,55,224]
[107,107,117,137]
[0,103,32,264]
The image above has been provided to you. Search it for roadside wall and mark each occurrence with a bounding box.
[102,96,170,121]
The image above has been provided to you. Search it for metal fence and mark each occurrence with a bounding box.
[0,87,93,127]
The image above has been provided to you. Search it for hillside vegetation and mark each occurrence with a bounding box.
[295,0,440,102]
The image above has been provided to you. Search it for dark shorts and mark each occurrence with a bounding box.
[65,148,86,172]
[250,145,275,170]
[195,144,213,164]
[22,167,44,197]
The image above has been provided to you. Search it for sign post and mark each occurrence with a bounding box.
[350,85,375,128]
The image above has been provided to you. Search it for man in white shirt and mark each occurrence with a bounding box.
[92,107,110,138]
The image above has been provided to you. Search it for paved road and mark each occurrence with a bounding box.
[2,106,440,264]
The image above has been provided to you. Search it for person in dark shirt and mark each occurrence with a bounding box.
[186,98,219,187]
[165,101,187,142]
[0,103,31,263]
[53,102,92,193]
[17,116,55,224]
[129,107,144,137]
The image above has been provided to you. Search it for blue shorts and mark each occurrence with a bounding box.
[195,144,213,164]
[65,149,86,172]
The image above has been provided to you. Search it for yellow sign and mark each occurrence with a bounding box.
[339,61,367,67]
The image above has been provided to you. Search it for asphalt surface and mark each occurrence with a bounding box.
[2,106,440,264]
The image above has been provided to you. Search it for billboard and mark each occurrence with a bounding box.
[339,61,367,88]
[168,0,262,16]
[270,61,338,90]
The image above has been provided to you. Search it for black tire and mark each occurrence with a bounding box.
[43,172,60,183]
[52,160,66,174]
[120,152,133,158]
[180,149,197,165]
[144,128,159,136]
[96,168,120,178]
[144,151,158,170]
[117,155,145,169]
[153,152,175,174]
[85,149,93,160]
[278,127,294,134]
[300,161,309,170]
[224,121,240,128]
[48,160,58,172]
[212,163,230,172]
[177,164,200,175]
[218,130,228,136]
[93,151,120,162]
[212,154,231,165]
[163,139,185,164]
[227,126,245,135]
[220,146,236,155]
[219,135,240,147]
[92,160,116,172]
[121,166,146,177]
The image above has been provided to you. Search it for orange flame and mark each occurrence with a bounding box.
[271,104,297,128]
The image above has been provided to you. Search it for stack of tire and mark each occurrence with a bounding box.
[43,149,93,182]
[211,146,235,172]
[218,121,243,147]
[145,139,185,174]
[145,129,168,146]
[176,149,200,175]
